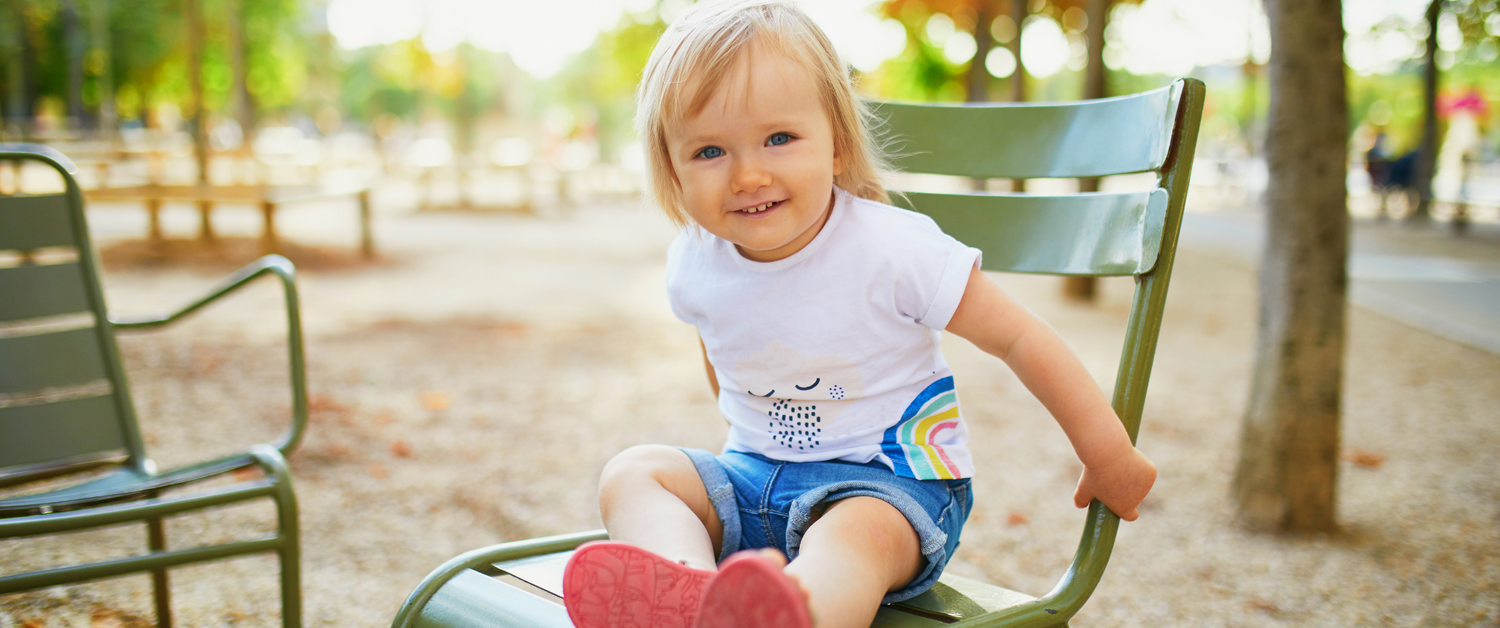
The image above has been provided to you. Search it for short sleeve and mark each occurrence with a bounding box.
[919,242,982,330]
[870,206,982,331]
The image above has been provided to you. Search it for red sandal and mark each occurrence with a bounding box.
[696,551,813,628]
[563,541,715,628]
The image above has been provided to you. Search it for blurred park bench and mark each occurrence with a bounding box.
[85,180,375,259]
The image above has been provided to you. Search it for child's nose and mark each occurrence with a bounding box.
[730,158,772,194]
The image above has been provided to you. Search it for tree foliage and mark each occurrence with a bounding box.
[2,0,305,127]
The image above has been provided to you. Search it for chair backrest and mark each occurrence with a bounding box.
[0,146,149,487]
[871,78,1204,621]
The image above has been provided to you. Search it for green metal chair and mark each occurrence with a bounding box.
[390,78,1205,628]
[0,144,309,628]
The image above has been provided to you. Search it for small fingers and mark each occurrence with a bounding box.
[1073,490,1091,509]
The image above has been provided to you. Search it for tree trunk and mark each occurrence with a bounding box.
[967,2,993,192]
[1066,0,1111,302]
[1007,0,1027,103]
[966,2,992,103]
[1232,0,1348,533]
[1009,0,1027,193]
[90,0,116,136]
[184,0,208,185]
[19,5,40,135]
[2,8,25,137]
[1410,0,1441,222]
[227,0,255,144]
[62,0,89,130]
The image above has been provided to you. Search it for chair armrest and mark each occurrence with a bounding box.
[108,255,309,457]
[392,529,609,628]
[954,501,1119,627]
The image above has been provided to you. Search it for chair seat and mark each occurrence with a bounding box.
[407,547,1040,628]
[0,453,257,518]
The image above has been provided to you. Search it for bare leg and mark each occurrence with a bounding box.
[785,497,923,628]
[598,445,724,571]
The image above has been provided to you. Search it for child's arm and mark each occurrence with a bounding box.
[945,267,1157,521]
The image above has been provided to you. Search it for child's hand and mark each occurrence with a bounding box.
[1072,447,1157,521]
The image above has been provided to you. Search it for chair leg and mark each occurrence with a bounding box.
[147,515,172,628]
[280,544,302,628]
[276,475,303,627]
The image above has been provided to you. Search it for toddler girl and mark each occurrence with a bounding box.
[561,2,1157,627]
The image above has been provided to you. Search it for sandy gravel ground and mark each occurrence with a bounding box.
[2,193,1497,627]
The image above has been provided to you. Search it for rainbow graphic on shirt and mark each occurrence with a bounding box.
[881,376,964,480]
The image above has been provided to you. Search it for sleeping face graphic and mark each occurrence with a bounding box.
[730,341,865,452]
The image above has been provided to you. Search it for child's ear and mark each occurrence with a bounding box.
[832,149,844,177]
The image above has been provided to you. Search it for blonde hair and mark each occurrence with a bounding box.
[635,0,891,227]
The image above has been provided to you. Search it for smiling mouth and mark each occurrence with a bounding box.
[739,200,786,214]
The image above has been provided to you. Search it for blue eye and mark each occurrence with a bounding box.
[767,133,792,146]
[696,146,725,159]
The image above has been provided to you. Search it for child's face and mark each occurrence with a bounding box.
[666,46,842,262]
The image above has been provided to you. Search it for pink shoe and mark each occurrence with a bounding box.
[695,551,813,628]
[562,541,714,628]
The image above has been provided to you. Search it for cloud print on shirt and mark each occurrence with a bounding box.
[730,341,865,452]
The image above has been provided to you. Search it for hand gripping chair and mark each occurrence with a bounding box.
[0,145,308,628]
[391,78,1204,628]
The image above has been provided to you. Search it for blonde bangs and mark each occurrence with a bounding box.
[636,0,891,228]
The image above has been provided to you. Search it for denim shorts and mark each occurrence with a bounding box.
[680,448,973,604]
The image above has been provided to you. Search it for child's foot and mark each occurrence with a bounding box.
[563,541,715,628]
[696,550,813,628]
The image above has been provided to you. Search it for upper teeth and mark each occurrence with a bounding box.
[745,202,774,213]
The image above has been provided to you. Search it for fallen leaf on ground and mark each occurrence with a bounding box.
[1247,597,1280,613]
[90,610,125,628]
[368,464,388,479]
[1343,448,1386,469]
[375,408,396,425]
[391,440,413,458]
[1006,512,1030,526]
[309,394,350,414]
[422,391,450,410]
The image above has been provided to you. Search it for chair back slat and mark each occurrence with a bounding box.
[0,194,77,250]
[871,83,1181,179]
[866,80,1206,623]
[0,396,127,472]
[893,189,1168,276]
[0,328,110,395]
[0,147,147,481]
[0,263,92,322]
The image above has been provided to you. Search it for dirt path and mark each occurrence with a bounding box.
[2,200,1496,627]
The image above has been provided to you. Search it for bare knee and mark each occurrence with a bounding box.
[600,445,692,490]
[599,446,707,515]
[803,497,922,587]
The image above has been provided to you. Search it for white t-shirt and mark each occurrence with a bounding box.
[665,187,982,480]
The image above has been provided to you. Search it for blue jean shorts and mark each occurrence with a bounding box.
[680,448,974,604]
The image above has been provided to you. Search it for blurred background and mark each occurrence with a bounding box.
[4,2,1500,626]
[1,0,1496,220]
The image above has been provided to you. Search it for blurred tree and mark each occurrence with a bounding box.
[1233,0,1348,533]
[338,41,427,122]
[877,0,1141,103]
[61,0,86,127]
[225,0,253,139]
[1412,0,1443,222]
[1409,0,1499,222]
[89,0,115,135]
[880,0,1138,300]
[1,5,29,135]
[0,0,304,135]
[553,14,666,164]
[1065,0,1112,301]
